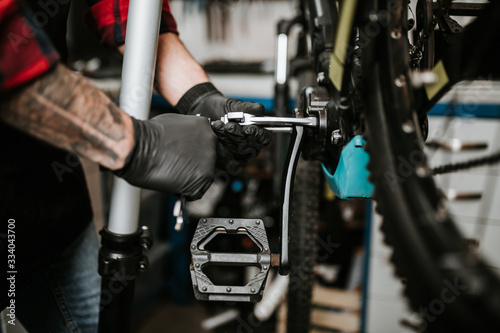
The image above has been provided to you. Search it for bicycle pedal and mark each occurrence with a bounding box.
[190,218,271,302]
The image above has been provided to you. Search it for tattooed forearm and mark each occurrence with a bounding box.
[0,64,134,170]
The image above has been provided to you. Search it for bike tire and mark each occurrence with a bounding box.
[361,0,500,331]
[286,157,321,333]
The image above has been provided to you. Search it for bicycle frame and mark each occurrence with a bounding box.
[283,0,500,331]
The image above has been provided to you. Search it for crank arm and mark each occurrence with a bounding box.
[279,125,304,275]
[224,112,308,275]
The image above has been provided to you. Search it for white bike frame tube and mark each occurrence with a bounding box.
[108,0,163,234]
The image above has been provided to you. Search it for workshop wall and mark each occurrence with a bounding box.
[170,0,297,64]
[169,1,300,107]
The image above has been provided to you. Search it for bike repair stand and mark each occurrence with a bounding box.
[98,1,162,332]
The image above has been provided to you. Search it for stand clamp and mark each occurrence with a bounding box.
[98,227,153,333]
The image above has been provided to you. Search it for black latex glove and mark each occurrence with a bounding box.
[113,113,217,200]
[175,82,272,170]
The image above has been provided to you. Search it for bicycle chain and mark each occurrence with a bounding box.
[409,0,451,64]
[409,21,437,60]
[432,151,500,175]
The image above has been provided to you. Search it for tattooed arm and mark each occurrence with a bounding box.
[0,64,134,170]
[0,63,217,198]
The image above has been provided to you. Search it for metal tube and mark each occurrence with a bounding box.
[108,0,163,235]
[254,273,289,322]
[275,33,288,84]
[201,309,240,331]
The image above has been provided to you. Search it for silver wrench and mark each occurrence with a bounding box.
[221,112,318,133]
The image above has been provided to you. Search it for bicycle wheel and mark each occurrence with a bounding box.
[286,156,321,333]
[361,0,500,331]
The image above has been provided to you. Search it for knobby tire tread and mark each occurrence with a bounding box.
[361,0,500,331]
[286,157,321,333]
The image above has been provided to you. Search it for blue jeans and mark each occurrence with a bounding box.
[15,222,101,333]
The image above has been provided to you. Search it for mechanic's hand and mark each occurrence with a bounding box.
[175,83,272,170]
[113,113,217,200]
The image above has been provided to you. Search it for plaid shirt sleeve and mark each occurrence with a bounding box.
[83,0,178,47]
[0,0,60,91]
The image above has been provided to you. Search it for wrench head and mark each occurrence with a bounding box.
[225,111,246,122]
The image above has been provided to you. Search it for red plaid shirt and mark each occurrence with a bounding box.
[84,0,178,46]
[0,0,178,91]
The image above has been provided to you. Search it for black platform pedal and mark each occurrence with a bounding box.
[190,218,271,302]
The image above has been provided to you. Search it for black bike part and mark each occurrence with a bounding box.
[190,218,271,302]
[298,84,341,162]
[98,227,152,333]
[286,157,321,333]
[411,1,500,116]
[279,125,305,275]
[456,1,500,80]
[304,0,337,75]
[361,0,500,331]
